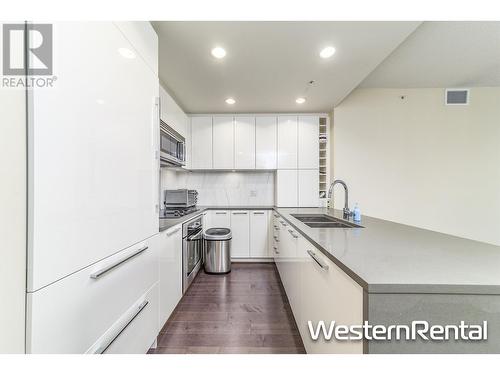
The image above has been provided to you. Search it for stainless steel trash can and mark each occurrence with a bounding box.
[203,228,232,274]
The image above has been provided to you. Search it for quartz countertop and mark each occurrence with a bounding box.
[274,207,500,295]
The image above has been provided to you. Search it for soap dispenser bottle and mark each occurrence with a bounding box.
[353,203,361,222]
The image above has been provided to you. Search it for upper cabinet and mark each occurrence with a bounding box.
[114,22,158,76]
[213,117,234,169]
[191,117,213,169]
[159,85,188,138]
[298,116,319,169]
[234,117,256,169]
[256,116,277,169]
[277,116,298,169]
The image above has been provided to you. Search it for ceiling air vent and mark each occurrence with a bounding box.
[445,89,469,105]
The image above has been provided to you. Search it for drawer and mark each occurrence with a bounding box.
[26,234,159,353]
[93,282,159,354]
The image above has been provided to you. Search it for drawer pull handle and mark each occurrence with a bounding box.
[90,245,148,279]
[307,250,329,271]
[253,212,265,215]
[279,221,288,226]
[273,246,279,254]
[274,237,280,243]
[91,299,149,354]
[288,229,299,239]
[273,225,279,230]
[215,212,227,215]
[273,214,279,218]
[232,212,248,215]
[166,227,181,236]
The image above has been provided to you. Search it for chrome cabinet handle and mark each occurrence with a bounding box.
[307,250,329,271]
[232,212,248,215]
[279,220,287,226]
[288,229,299,238]
[166,227,181,236]
[253,212,265,215]
[273,225,279,230]
[273,214,279,218]
[90,245,148,279]
[215,212,227,215]
[273,246,279,254]
[273,236,280,243]
[90,300,149,354]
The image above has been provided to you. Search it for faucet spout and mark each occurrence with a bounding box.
[328,179,351,219]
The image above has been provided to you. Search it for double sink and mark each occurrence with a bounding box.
[291,214,363,229]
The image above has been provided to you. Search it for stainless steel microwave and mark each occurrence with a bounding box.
[160,120,185,167]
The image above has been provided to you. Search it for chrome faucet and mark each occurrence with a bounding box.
[327,179,352,219]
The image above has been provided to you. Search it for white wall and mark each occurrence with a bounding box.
[333,88,500,246]
[160,170,274,206]
[0,87,26,352]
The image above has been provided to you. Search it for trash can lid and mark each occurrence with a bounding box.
[204,227,232,240]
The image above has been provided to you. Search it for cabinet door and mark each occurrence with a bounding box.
[298,116,319,169]
[234,117,256,169]
[209,210,230,229]
[276,170,298,207]
[255,116,277,169]
[249,211,269,257]
[300,244,364,354]
[298,169,319,207]
[159,225,182,329]
[230,211,250,258]
[191,117,212,169]
[28,22,159,291]
[213,117,234,169]
[277,116,298,169]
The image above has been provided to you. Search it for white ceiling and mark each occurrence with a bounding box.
[360,21,500,88]
[152,21,420,113]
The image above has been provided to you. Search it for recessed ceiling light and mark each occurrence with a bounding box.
[225,98,236,105]
[118,47,136,59]
[320,46,336,59]
[296,97,306,104]
[211,47,226,59]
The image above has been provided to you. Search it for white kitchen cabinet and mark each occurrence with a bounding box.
[255,116,277,169]
[160,85,188,138]
[298,116,319,169]
[208,210,230,229]
[101,282,159,354]
[234,117,256,169]
[213,117,234,169]
[191,117,213,169]
[230,211,250,258]
[27,235,159,353]
[28,22,159,291]
[298,169,320,207]
[276,170,298,207]
[249,211,270,258]
[159,225,182,329]
[277,116,298,169]
[114,22,158,75]
[299,242,364,354]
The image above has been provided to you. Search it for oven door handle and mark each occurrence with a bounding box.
[187,229,203,241]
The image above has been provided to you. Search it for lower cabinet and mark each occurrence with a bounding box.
[204,209,272,259]
[250,211,270,257]
[159,225,183,330]
[26,235,160,354]
[273,215,364,354]
[231,211,250,258]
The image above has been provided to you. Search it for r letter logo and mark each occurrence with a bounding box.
[3,24,53,75]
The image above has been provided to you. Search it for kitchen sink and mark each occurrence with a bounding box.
[291,214,363,229]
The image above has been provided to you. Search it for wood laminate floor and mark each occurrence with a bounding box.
[149,262,305,354]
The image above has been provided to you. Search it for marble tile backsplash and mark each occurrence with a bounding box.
[160,169,275,206]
